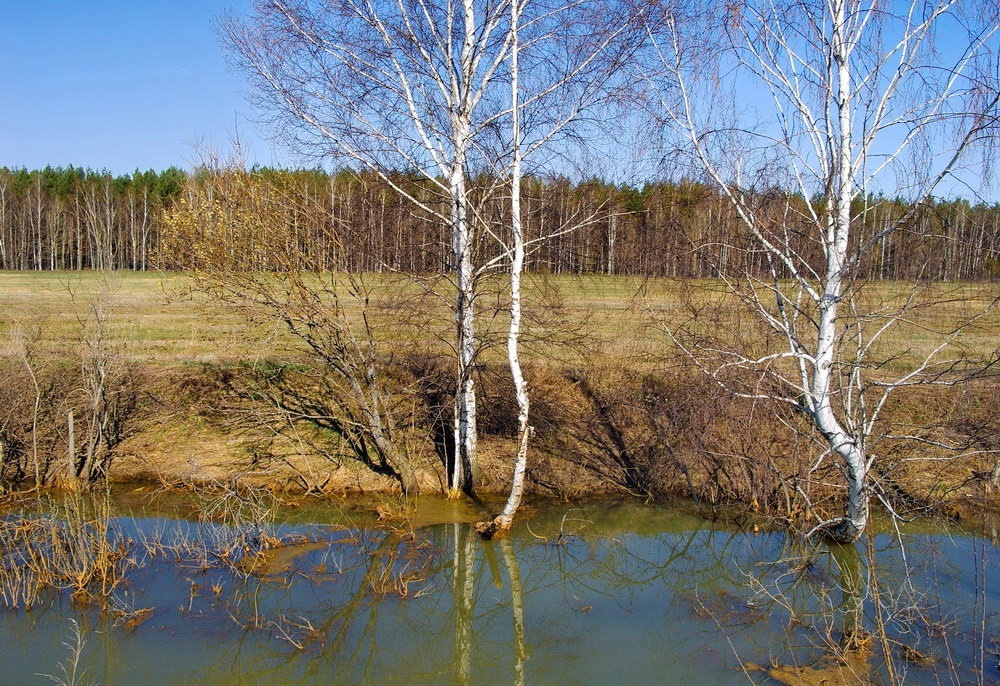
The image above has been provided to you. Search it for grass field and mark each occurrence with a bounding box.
[0,270,997,374]
[0,270,995,504]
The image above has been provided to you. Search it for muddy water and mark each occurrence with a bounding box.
[0,494,995,685]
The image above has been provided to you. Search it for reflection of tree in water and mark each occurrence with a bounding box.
[9,510,990,685]
[508,513,991,686]
[665,530,991,686]
[453,522,474,686]
[501,538,527,686]
[194,522,530,685]
[142,508,772,683]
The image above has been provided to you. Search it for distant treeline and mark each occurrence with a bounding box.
[2,165,999,280]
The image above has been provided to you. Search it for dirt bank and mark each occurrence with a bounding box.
[82,360,995,525]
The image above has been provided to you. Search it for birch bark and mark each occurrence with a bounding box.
[650,0,999,542]
[492,0,530,530]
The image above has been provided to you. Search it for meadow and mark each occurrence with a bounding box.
[0,269,995,511]
[1,270,996,372]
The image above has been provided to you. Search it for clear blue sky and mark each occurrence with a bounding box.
[1,2,994,201]
[0,0,284,174]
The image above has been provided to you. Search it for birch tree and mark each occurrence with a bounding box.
[477,0,647,530]
[478,0,530,535]
[223,0,519,494]
[649,0,1000,542]
[498,0,529,531]
[223,0,644,499]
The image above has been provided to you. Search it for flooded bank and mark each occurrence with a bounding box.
[0,491,995,684]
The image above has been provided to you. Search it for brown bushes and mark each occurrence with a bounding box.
[458,360,997,521]
[2,341,993,522]
[519,364,806,508]
[0,358,142,488]
[188,358,438,495]
[869,381,1000,513]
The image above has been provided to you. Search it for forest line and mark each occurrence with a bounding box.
[2,165,999,281]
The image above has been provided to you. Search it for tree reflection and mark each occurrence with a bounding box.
[453,522,475,685]
[501,538,526,686]
[1,505,989,685]
[828,541,864,649]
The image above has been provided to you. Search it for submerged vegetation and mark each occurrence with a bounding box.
[0,491,129,610]
[0,490,994,684]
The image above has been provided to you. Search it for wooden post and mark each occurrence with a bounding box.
[67,409,76,479]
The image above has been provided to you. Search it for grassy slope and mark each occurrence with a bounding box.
[2,270,996,367]
[1,271,997,508]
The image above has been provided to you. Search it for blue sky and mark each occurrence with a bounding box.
[0,1,283,173]
[1,2,995,201]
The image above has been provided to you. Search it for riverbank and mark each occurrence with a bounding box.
[10,351,994,529]
[0,271,997,525]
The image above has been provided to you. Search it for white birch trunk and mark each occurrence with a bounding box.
[449,0,480,495]
[140,186,149,271]
[225,0,641,499]
[0,177,8,268]
[808,0,868,543]
[650,0,999,542]
[492,0,531,532]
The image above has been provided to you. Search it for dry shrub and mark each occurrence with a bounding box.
[390,351,826,515]
[195,356,437,494]
[514,362,814,516]
[869,379,1000,514]
[0,357,142,488]
[135,475,297,580]
[0,361,37,484]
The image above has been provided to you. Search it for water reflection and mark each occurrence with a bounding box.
[454,522,474,686]
[829,541,864,648]
[0,500,994,685]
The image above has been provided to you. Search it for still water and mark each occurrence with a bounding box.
[0,492,995,685]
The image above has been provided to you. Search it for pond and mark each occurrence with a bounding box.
[0,489,995,685]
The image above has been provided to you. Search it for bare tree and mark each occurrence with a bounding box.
[222,0,517,494]
[474,0,646,527]
[3,281,140,489]
[496,0,530,532]
[10,323,44,489]
[222,0,644,500]
[472,0,530,535]
[161,158,423,494]
[648,0,1000,541]
[70,284,140,484]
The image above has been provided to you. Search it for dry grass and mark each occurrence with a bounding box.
[0,271,255,363]
[0,490,132,610]
[0,271,995,511]
[0,271,995,373]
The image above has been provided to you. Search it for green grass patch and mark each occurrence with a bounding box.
[0,271,996,375]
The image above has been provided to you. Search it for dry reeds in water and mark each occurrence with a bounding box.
[0,490,131,610]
